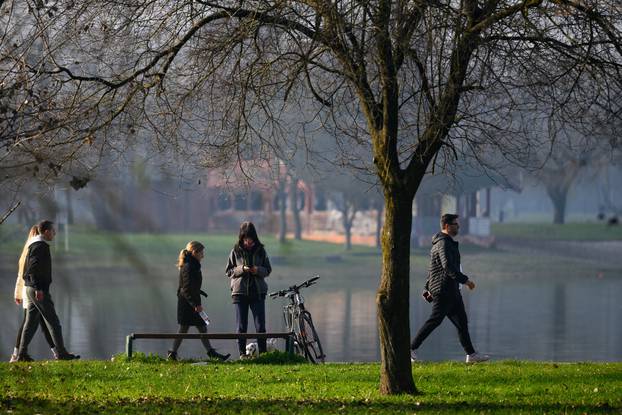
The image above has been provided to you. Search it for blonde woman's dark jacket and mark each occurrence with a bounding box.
[225,244,271,299]
[177,253,204,326]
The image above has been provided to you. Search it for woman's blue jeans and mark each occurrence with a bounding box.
[235,298,266,355]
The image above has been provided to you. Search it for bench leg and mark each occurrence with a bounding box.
[126,335,133,360]
[286,335,294,356]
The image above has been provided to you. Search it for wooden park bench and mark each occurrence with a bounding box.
[125,332,295,359]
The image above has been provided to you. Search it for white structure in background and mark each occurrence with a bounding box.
[468,217,491,237]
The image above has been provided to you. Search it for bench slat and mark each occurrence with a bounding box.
[129,332,293,340]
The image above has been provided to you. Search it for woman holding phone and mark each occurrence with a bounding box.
[226,222,272,358]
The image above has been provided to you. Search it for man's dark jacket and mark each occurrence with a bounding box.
[424,232,469,297]
[23,241,52,291]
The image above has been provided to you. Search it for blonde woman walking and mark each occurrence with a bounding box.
[9,226,57,362]
[167,241,230,361]
[17,220,79,361]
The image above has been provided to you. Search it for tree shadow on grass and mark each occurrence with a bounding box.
[2,397,618,414]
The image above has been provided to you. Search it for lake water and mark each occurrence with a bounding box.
[1,254,621,362]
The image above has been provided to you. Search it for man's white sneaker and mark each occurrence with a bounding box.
[410,349,419,362]
[466,352,490,363]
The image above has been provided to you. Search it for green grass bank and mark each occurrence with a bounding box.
[1,359,620,414]
[0,224,384,268]
[492,222,622,241]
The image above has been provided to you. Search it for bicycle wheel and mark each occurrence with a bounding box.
[298,311,325,363]
[292,335,307,358]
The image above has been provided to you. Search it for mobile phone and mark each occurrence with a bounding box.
[422,291,433,303]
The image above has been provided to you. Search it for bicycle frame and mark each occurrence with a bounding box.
[282,293,305,349]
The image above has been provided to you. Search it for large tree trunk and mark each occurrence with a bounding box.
[377,190,417,394]
[367,23,475,394]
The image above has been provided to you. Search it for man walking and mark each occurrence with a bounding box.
[16,220,79,361]
[411,214,489,363]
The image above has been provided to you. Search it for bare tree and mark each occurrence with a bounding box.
[2,0,622,393]
[321,176,363,250]
[598,163,622,219]
[536,141,614,224]
[316,162,380,250]
[522,100,622,224]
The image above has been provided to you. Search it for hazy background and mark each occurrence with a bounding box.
[1,157,621,362]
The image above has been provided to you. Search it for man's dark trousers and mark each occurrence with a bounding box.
[411,292,475,355]
[19,287,67,355]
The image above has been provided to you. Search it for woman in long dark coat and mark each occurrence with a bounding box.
[167,241,229,361]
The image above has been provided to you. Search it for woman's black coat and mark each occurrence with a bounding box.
[177,253,205,326]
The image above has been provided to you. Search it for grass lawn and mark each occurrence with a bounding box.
[492,223,622,241]
[1,357,620,414]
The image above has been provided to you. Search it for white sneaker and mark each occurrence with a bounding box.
[466,352,490,363]
[410,349,419,362]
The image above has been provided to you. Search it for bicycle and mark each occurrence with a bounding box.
[269,275,326,363]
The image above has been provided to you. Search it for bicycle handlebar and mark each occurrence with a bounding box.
[269,275,320,298]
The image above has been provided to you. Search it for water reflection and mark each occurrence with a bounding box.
[1,265,621,362]
[302,290,379,361]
